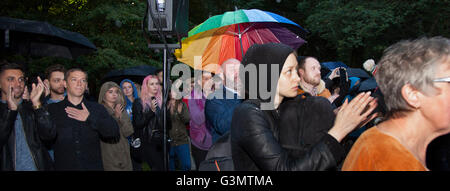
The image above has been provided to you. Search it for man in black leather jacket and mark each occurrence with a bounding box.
[0,61,53,171]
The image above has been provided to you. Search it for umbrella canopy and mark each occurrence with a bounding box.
[319,61,370,79]
[0,17,96,59]
[320,61,348,70]
[174,9,309,73]
[102,65,159,85]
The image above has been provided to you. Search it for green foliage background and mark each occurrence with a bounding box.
[1,0,449,96]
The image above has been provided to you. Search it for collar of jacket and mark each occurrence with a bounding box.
[62,96,88,108]
[299,79,326,95]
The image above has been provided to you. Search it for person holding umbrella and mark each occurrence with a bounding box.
[205,58,243,144]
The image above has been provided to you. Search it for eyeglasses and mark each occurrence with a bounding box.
[433,77,450,83]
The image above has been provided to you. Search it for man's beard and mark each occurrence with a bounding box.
[51,87,65,95]
[304,75,320,86]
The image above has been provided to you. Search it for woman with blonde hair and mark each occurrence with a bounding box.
[98,81,134,171]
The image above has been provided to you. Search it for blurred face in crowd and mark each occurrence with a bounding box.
[49,71,65,95]
[104,86,120,106]
[299,57,321,86]
[222,59,241,91]
[122,82,133,97]
[0,69,25,100]
[65,70,87,98]
[147,78,160,96]
[277,53,300,99]
[157,71,163,84]
[200,72,212,88]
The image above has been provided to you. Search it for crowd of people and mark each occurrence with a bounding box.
[0,36,449,171]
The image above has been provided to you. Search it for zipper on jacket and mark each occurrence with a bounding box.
[13,129,16,170]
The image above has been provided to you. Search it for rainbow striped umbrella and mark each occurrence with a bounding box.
[174,9,309,73]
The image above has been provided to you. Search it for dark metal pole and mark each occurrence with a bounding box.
[163,48,168,171]
[235,7,244,58]
[237,23,244,59]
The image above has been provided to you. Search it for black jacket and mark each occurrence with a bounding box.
[132,98,171,143]
[278,95,346,168]
[38,97,120,170]
[230,99,344,171]
[278,94,337,157]
[0,101,54,171]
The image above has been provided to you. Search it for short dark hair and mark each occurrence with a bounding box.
[45,64,66,80]
[65,68,88,81]
[0,60,25,76]
[297,56,317,71]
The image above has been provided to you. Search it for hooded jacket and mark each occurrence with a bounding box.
[98,82,134,171]
[231,43,343,171]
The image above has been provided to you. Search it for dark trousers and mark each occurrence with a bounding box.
[191,143,208,170]
[131,157,142,171]
[143,139,166,171]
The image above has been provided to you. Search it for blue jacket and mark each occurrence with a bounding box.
[205,86,242,144]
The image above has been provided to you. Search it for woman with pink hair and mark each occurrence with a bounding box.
[132,75,169,171]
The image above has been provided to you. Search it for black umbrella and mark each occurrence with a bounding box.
[102,65,159,85]
[0,17,96,59]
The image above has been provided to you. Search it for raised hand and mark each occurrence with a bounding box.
[30,76,45,107]
[150,98,158,112]
[114,103,124,119]
[65,102,90,121]
[328,91,378,142]
[22,86,30,101]
[329,67,341,80]
[43,79,50,97]
[6,84,18,111]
